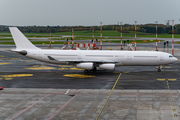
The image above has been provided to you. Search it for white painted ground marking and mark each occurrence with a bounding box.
[65,89,70,94]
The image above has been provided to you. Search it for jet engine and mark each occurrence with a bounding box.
[99,64,115,70]
[76,63,94,70]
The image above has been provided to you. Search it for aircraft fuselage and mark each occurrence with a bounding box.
[25,49,177,66]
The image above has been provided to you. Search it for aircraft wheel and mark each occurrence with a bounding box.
[93,67,97,71]
[158,69,161,72]
[91,67,97,73]
[84,70,88,74]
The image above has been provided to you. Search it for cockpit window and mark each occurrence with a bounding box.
[169,55,173,58]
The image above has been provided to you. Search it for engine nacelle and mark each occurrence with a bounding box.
[99,64,115,70]
[76,63,93,70]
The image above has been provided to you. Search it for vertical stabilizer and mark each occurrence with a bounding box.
[9,27,39,50]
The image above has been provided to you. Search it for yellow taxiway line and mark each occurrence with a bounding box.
[95,73,122,120]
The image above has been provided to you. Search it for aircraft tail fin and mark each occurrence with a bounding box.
[9,27,39,50]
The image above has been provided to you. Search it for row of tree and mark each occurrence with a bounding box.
[0,24,180,34]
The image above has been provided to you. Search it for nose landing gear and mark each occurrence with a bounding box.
[158,65,162,72]
[158,69,161,72]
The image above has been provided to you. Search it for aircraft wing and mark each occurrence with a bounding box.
[47,56,118,63]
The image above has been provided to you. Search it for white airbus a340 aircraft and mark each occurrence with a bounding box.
[9,27,177,73]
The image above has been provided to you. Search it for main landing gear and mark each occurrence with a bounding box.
[158,65,162,72]
[84,67,97,74]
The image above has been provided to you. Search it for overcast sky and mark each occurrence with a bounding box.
[0,0,180,26]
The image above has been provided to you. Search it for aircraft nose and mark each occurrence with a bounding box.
[172,57,178,63]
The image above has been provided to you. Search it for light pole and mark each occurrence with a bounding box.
[120,22,123,50]
[135,21,137,51]
[155,21,158,51]
[172,20,174,55]
[100,22,102,50]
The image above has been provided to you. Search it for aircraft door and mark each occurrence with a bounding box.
[78,53,81,59]
[38,51,42,58]
[127,53,131,60]
[160,53,164,60]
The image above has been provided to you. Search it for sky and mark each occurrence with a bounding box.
[0,0,180,26]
